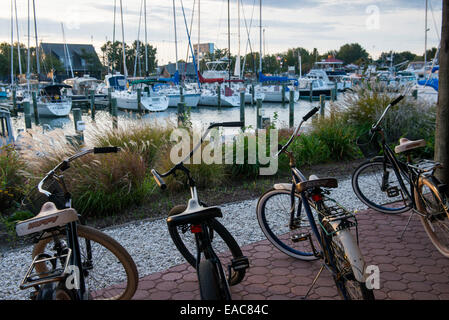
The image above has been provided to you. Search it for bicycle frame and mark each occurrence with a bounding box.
[30,147,119,300]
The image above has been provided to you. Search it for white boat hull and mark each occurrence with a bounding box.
[263,90,299,103]
[113,92,169,112]
[198,94,240,107]
[167,93,201,108]
[30,101,72,117]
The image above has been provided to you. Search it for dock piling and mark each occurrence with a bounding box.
[23,101,32,130]
[289,90,295,128]
[32,91,39,126]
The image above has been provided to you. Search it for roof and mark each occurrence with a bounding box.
[163,62,196,76]
[40,43,100,71]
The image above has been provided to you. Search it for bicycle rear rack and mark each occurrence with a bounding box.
[317,199,358,237]
[20,249,72,290]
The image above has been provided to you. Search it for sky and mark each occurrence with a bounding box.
[0,0,443,66]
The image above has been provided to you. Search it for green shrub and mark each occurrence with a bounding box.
[0,145,29,215]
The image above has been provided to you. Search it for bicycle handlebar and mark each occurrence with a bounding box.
[276,107,320,157]
[371,95,405,133]
[152,122,243,190]
[37,146,121,197]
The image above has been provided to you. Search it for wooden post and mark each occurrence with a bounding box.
[11,89,17,116]
[23,101,32,129]
[320,94,326,117]
[256,98,262,129]
[111,98,118,129]
[177,102,185,126]
[180,86,184,104]
[108,87,112,113]
[282,84,286,105]
[289,90,295,128]
[72,108,84,142]
[334,82,338,101]
[217,84,221,108]
[309,81,313,102]
[412,89,418,100]
[240,90,245,125]
[89,90,95,121]
[251,83,255,105]
[32,91,39,126]
[137,88,142,115]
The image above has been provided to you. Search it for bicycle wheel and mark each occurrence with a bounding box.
[320,230,375,300]
[32,225,139,300]
[198,259,230,300]
[415,177,449,258]
[352,158,411,214]
[168,205,246,286]
[256,188,320,260]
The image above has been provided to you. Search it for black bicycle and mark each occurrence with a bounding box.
[16,147,139,300]
[352,94,449,257]
[256,107,375,300]
[151,122,249,300]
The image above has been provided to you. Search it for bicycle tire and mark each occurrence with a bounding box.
[256,188,319,260]
[167,205,246,286]
[198,260,222,300]
[415,177,449,258]
[352,158,411,214]
[320,229,375,300]
[32,225,139,300]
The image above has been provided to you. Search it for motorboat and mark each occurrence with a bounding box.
[21,84,72,117]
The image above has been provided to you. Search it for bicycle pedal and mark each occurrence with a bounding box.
[291,233,310,243]
[230,256,250,271]
[386,186,400,197]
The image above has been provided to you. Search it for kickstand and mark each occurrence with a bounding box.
[397,210,416,240]
[302,264,325,300]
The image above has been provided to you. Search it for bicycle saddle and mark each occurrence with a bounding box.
[296,175,338,192]
[395,138,426,154]
[166,199,223,227]
[16,202,78,237]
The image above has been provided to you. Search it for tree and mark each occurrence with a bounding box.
[435,1,449,185]
[337,43,369,65]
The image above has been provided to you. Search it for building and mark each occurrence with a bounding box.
[40,43,102,80]
[159,62,197,82]
[193,43,214,60]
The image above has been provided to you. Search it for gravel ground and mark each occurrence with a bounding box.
[0,175,370,300]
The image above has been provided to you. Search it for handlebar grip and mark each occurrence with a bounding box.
[151,169,167,190]
[302,107,320,122]
[390,95,404,107]
[210,121,244,129]
[94,147,120,154]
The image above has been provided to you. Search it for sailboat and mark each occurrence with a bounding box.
[254,0,298,103]
[21,1,72,118]
[107,0,168,112]
[156,0,200,108]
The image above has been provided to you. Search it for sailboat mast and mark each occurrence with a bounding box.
[14,0,22,76]
[133,0,143,78]
[61,22,74,78]
[120,0,128,79]
[27,0,31,92]
[227,0,231,83]
[10,0,14,86]
[32,0,40,75]
[425,0,428,65]
[197,0,200,69]
[144,0,148,75]
[173,0,179,72]
[112,0,116,74]
[259,0,262,74]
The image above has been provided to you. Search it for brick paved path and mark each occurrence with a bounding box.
[97,207,449,300]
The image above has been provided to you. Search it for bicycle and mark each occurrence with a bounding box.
[151,121,249,300]
[256,107,375,300]
[15,147,139,300]
[352,94,449,258]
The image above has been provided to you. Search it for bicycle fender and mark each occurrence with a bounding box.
[328,221,367,283]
